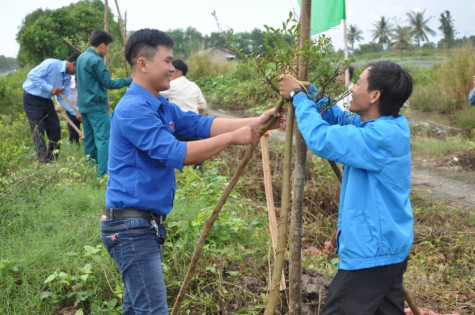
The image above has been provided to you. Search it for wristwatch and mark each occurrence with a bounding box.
[289,88,304,101]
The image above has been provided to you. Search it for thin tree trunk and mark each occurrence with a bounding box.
[103,0,110,112]
[288,1,311,313]
[113,0,129,77]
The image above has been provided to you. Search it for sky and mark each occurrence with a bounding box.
[1,0,474,58]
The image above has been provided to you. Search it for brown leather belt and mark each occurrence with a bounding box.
[104,207,166,223]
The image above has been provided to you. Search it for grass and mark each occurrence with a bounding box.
[1,130,473,314]
[411,134,474,157]
[0,136,274,314]
[405,197,475,314]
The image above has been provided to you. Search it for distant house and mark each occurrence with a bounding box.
[204,47,236,61]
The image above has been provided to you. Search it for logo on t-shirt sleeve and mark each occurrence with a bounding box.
[169,121,174,130]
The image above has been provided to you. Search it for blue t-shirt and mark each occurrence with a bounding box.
[106,83,215,214]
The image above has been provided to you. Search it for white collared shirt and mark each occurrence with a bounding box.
[161,76,207,113]
[336,83,354,111]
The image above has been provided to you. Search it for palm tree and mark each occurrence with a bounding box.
[438,10,455,49]
[406,9,436,48]
[372,16,393,51]
[347,24,364,51]
[392,26,412,54]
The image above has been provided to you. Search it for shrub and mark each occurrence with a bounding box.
[196,63,278,113]
[186,52,237,80]
[410,45,475,123]
[0,69,29,116]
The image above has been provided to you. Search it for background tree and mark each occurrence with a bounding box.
[392,26,413,54]
[0,56,17,72]
[372,16,393,51]
[183,27,204,58]
[438,10,455,49]
[16,0,122,67]
[406,9,435,48]
[347,24,363,52]
[204,31,229,49]
[167,29,186,58]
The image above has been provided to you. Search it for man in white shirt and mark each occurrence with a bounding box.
[336,66,354,111]
[161,59,207,114]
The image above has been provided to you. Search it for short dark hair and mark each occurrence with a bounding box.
[172,59,188,76]
[67,51,81,62]
[90,30,114,47]
[347,66,354,80]
[366,61,413,117]
[124,28,174,68]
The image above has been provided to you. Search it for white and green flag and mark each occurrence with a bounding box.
[297,0,346,34]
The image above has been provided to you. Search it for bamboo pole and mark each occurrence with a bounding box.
[103,0,110,113]
[264,101,294,314]
[113,0,129,77]
[171,99,285,315]
[261,132,286,291]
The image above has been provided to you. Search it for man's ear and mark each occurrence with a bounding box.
[369,90,381,104]
[136,57,147,73]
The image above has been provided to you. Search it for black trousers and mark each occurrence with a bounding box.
[321,258,408,315]
[66,111,81,144]
[23,92,61,163]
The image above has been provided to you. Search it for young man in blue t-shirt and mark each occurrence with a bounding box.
[101,28,285,314]
[279,61,414,314]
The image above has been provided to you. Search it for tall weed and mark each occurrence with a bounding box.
[410,45,475,126]
[187,51,237,80]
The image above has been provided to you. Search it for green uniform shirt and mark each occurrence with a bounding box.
[76,48,132,113]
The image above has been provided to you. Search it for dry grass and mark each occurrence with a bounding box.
[405,197,475,314]
[211,143,474,314]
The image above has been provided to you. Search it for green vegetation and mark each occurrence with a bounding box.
[1,116,472,314]
[16,0,123,67]
[409,45,475,128]
[0,56,17,73]
[1,4,473,313]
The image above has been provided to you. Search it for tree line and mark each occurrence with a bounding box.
[15,1,474,68]
[348,9,473,55]
[15,0,270,67]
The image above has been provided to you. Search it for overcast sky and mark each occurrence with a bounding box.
[1,0,474,57]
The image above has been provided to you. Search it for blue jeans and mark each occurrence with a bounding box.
[100,217,168,314]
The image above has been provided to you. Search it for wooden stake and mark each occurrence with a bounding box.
[261,132,286,291]
[171,99,285,315]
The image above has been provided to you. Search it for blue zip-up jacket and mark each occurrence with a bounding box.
[293,90,413,270]
[469,89,475,106]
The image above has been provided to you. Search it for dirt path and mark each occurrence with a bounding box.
[411,158,475,208]
[207,108,475,209]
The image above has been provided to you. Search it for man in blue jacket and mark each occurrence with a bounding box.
[101,28,285,314]
[279,61,414,314]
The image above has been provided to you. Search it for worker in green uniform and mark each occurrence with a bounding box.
[76,30,132,177]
